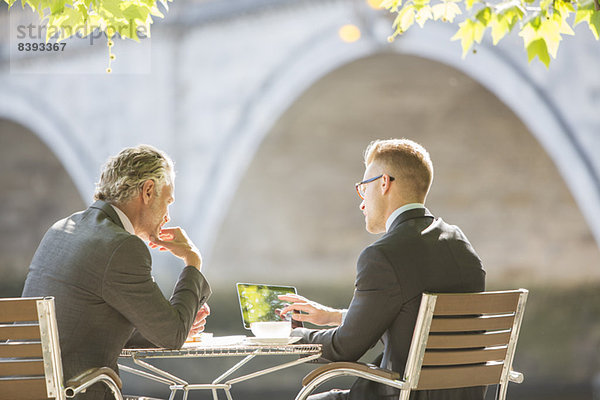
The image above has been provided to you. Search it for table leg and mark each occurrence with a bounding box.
[212,354,257,384]
[133,355,189,386]
[118,363,176,386]
[226,353,322,385]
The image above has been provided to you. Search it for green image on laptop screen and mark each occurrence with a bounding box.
[236,283,301,329]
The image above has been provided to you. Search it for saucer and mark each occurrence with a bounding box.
[244,336,302,345]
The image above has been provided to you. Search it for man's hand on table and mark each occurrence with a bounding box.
[188,303,210,338]
[278,294,343,327]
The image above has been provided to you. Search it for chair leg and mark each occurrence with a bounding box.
[295,384,316,400]
[106,379,123,400]
[496,383,508,400]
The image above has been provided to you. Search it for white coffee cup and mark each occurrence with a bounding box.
[250,321,292,338]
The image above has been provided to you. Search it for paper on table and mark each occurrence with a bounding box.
[184,334,247,347]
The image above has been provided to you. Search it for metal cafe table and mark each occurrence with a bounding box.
[119,338,322,400]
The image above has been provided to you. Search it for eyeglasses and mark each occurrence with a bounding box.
[355,174,395,200]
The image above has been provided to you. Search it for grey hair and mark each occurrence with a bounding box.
[93,144,175,203]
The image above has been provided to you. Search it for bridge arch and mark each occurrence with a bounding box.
[0,84,97,202]
[199,18,600,257]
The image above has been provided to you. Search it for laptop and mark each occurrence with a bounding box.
[236,282,303,330]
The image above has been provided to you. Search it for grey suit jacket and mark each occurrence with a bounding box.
[22,200,211,400]
[292,208,486,400]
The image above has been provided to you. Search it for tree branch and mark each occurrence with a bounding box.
[595,0,600,11]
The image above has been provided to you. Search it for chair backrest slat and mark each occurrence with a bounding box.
[423,347,508,366]
[417,363,504,390]
[0,324,42,341]
[427,331,512,349]
[430,315,515,332]
[432,291,521,315]
[407,289,528,394]
[0,297,59,400]
[0,377,49,400]
[0,298,40,323]
[0,359,46,376]
[0,342,44,358]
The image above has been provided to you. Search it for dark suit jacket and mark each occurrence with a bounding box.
[292,208,486,400]
[22,200,211,400]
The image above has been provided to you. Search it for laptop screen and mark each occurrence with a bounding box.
[236,283,303,329]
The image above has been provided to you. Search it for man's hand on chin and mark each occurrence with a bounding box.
[148,227,202,270]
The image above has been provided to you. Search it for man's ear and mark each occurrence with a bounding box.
[141,179,155,205]
[381,174,392,195]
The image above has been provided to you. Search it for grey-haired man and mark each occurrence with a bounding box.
[22,145,211,399]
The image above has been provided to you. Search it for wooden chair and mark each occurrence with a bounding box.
[0,297,123,400]
[295,289,528,400]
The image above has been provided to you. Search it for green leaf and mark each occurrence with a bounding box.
[465,0,478,10]
[451,18,485,57]
[590,10,600,39]
[490,13,512,44]
[46,6,85,41]
[21,0,39,15]
[552,8,575,35]
[395,4,416,32]
[554,0,575,14]
[149,4,163,18]
[519,17,539,47]
[118,22,140,41]
[381,0,402,12]
[538,16,563,57]
[572,1,598,38]
[123,3,149,22]
[475,6,492,25]
[432,1,462,22]
[526,38,551,66]
[415,5,433,26]
[49,0,65,14]
[75,14,101,38]
[540,0,552,11]
[574,6,592,26]
[97,0,127,22]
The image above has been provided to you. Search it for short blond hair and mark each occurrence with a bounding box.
[94,145,174,203]
[364,139,433,201]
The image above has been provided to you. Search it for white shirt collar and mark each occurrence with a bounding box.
[385,203,425,232]
[110,204,135,235]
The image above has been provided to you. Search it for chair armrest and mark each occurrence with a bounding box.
[65,367,123,399]
[509,370,524,384]
[302,362,401,386]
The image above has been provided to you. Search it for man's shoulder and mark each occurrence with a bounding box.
[360,215,473,263]
[47,204,143,253]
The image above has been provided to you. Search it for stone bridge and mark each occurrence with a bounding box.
[1,0,600,286]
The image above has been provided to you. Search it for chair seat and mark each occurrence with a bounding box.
[302,361,400,386]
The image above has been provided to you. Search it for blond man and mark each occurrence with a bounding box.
[281,139,486,400]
